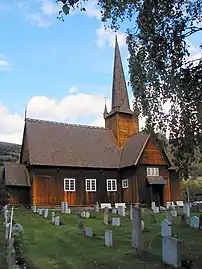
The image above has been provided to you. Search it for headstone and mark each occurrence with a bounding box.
[160,206,166,211]
[85,212,90,219]
[81,211,86,218]
[162,237,182,268]
[104,230,113,247]
[183,203,190,217]
[95,202,99,213]
[150,213,156,223]
[171,210,177,217]
[161,219,172,237]
[181,213,188,227]
[78,219,84,232]
[131,207,142,252]
[112,217,120,227]
[33,205,37,213]
[52,211,55,224]
[151,201,155,210]
[44,208,48,218]
[39,209,43,216]
[67,208,71,214]
[190,216,199,229]
[199,214,202,229]
[85,227,93,237]
[64,202,68,213]
[141,220,144,231]
[167,211,173,224]
[118,206,125,216]
[112,208,117,214]
[12,223,24,234]
[103,207,109,225]
[153,206,159,214]
[61,202,65,213]
[130,204,133,220]
[55,216,60,226]
[5,223,10,240]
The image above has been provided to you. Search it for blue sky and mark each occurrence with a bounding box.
[0,0,201,144]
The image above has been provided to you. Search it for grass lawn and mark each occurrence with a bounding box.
[13,208,202,269]
[0,213,5,269]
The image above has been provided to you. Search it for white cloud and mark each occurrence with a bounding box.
[68,86,78,94]
[0,55,12,71]
[186,41,202,65]
[27,12,52,28]
[96,25,126,48]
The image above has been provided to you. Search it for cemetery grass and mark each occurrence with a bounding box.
[13,208,202,269]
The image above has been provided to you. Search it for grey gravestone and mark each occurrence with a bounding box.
[78,219,84,232]
[64,202,68,213]
[95,202,99,213]
[103,207,109,225]
[44,208,48,218]
[81,211,86,218]
[118,206,125,216]
[171,210,177,217]
[112,217,120,227]
[167,211,173,224]
[52,211,55,224]
[162,237,182,268]
[181,213,188,227]
[190,216,199,229]
[199,214,202,229]
[129,205,133,220]
[61,202,65,213]
[12,223,24,234]
[183,203,190,217]
[104,230,113,247]
[112,208,117,214]
[85,227,93,237]
[131,207,142,253]
[55,216,60,226]
[5,223,10,240]
[85,212,90,219]
[153,207,159,214]
[161,219,171,237]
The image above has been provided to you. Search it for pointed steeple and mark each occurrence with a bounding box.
[110,35,133,115]
[103,98,108,119]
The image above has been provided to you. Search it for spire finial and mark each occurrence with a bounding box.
[24,105,27,121]
[103,97,108,119]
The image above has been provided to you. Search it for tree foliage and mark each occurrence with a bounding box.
[57,0,202,179]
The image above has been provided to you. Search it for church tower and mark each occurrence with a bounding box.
[104,36,139,148]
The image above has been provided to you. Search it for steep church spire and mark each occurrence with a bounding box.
[110,35,133,115]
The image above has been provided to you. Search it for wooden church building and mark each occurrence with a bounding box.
[3,37,180,206]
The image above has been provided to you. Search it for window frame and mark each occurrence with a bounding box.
[106,179,117,192]
[147,167,159,176]
[122,179,128,189]
[85,179,96,192]
[64,178,75,192]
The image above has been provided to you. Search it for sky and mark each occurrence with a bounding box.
[0,0,201,144]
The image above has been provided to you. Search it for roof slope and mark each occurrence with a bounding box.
[120,132,150,168]
[26,119,121,169]
[4,162,30,186]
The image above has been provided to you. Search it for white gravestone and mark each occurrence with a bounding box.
[85,212,90,219]
[67,208,71,214]
[52,212,55,224]
[118,206,124,216]
[95,202,99,213]
[132,207,142,251]
[85,227,93,237]
[183,203,190,217]
[39,209,43,216]
[112,217,120,227]
[112,208,117,214]
[55,216,60,226]
[141,220,144,231]
[153,206,159,214]
[171,210,177,217]
[61,202,65,213]
[161,219,172,237]
[162,237,182,268]
[151,201,155,210]
[190,216,199,229]
[81,211,86,218]
[44,209,48,218]
[5,223,10,240]
[64,202,68,213]
[104,230,113,247]
[33,205,37,213]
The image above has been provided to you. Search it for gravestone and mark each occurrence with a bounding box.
[95,202,99,213]
[5,223,10,240]
[167,211,173,224]
[103,207,109,225]
[162,237,182,268]
[190,216,199,229]
[85,227,93,237]
[171,210,177,217]
[131,207,142,253]
[64,202,68,213]
[55,216,60,226]
[52,211,55,224]
[161,219,172,237]
[85,212,90,219]
[33,205,37,213]
[151,201,155,210]
[112,217,120,227]
[118,206,125,216]
[39,209,43,216]
[78,219,84,232]
[141,220,144,231]
[160,206,166,211]
[66,208,71,214]
[183,203,190,217]
[61,202,65,213]
[104,230,113,247]
[130,204,133,220]
[44,208,48,218]
[81,211,86,218]
[199,214,202,229]
[112,208,117,214]
[153,206,159,214]
[12,223,24,234]
[150,213,156,223]
[181,213,188,227]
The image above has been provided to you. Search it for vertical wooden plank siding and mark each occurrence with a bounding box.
[32,176,37,205]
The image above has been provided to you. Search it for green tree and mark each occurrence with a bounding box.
[57,0,202,179]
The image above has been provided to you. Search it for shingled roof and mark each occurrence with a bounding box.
[4,162,30,186]
[26,119,121,168]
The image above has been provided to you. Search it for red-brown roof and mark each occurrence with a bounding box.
[4,162,30,186]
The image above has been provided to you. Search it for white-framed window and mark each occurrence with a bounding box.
[122,179,128,189]
[147,167,159,176]
[64,178,75,191]
[107,179,117,192]
[85,179,96,192]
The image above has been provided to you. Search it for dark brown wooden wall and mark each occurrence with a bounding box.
[7,186,30,205]
[29,166,121,206]
[169,170,181,201]
[139,137,168,165]
[105,113,139,148]
[120,167,136,203]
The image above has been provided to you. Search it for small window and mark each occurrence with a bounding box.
[107,179,117,192]
[122,179,128,189]
[86,179,96,192]
[64,178,75,191]
[147,168,159,176]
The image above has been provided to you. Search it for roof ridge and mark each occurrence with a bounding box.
[26,118,106,130]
